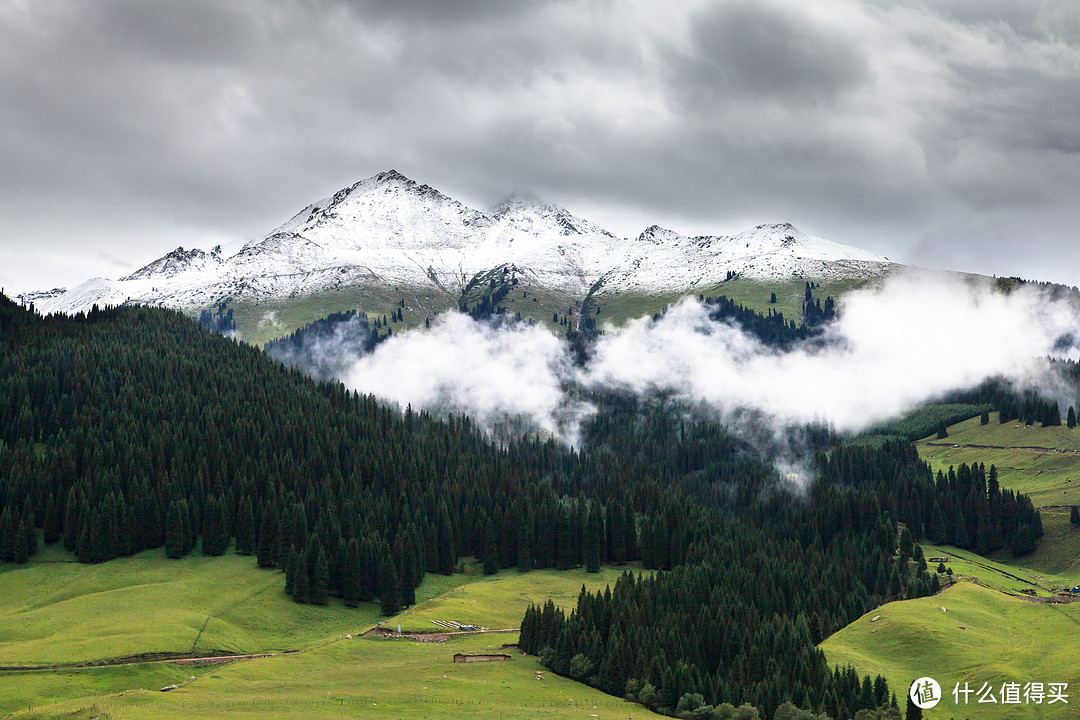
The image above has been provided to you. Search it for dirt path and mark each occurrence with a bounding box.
[922,441,1080,455]
[0,650,298,674]
[0,625,520,674]
[362,626,519,642]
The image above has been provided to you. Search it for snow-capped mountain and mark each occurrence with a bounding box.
[24,170,895,331]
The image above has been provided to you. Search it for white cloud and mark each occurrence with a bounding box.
[336,270,1080,444]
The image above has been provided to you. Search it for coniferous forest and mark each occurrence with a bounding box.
[0,291,1047,719]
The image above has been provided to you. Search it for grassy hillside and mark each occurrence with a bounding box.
[585,275,874,331]
[821,581,1080,720]
[8,633,660,720]
[0,549,653,719]
[223,272,878,346]
[916,412,1080,577]
[0,546,380,667]
[821,410,1080,719]
[227,284,456,346]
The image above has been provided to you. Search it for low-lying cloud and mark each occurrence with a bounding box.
[345,314,591,442]
[337,270,1080,447]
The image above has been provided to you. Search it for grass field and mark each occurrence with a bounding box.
[821,581,1080,719]
[7,633,659,720]
[585,275,875,333]
[918,542,1078,595]
[0,549,655,719]
[228,284,457,346]
[916,412,1080,577]
[0,548,379,667]
[389,566,635,633]
[819,411,1080,719]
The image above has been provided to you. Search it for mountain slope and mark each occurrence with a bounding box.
[24,170,895,341]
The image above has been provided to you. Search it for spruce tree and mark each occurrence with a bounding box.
[379,553,401,615]
[516,524,531,573]
[1069,406,1077,429]
[311,547,330,605]
[1071,505,1080,527]
[256,505,278,567]
[235,497,255,555]
[343,539,362,607]
[165,501,185,559]
[905,685,923,719]
[292,554,310,603]
[43,493,60,545]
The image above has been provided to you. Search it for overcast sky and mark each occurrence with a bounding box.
[2,0,1079,294]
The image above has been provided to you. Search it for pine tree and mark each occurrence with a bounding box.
[482,516,498,575]
[379,553,401,615]
[1069,406,1077,429]
[586,506,602,573]
[516,524,531,572]
[43,493,60,545]
[256,504,278,567]
[284,545,299,595]
[165,501,185,559]
[235,497,255,555]
[292,553,310,603]
[905,684,923,719]
[201,496,227,556]
[21,513,37,561]
[310,547,330,605]
[1071,505,1080,527]
[343,539,362,607]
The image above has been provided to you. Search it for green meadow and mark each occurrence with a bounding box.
[821,581,1080,720]
[822,410,1080,720]
[0,548,656,719]
[916,412,1080,577]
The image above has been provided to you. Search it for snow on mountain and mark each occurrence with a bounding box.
[597,222,891,295]
[28,170,894,318]
[122,246,225,281]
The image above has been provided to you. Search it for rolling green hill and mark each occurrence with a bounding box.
[0,549,656,719]
[916,412,1080,578]
[822,410,1080,720]
[821,581,1079,720]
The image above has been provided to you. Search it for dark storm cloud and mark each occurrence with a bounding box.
[673,1,870,108]
[2,0,1080,293]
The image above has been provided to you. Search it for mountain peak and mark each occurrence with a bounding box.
[492,193,615,238]
[121,246,222,281]
[636,225,684,245]
[374,168,411,184]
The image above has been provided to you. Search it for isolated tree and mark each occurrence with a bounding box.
[769,292,777,304]
[936,421,948,439]
[980,410,990,425]
[1070,505,1080,527]
[1069,406,1077,429]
